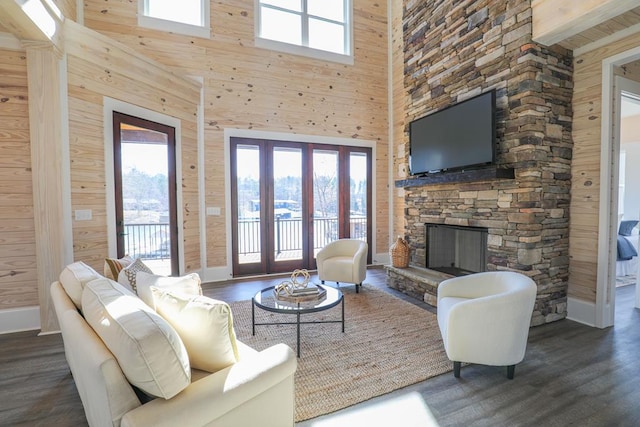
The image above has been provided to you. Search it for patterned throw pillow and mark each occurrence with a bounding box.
[117,258,153,293]
[104,255,134,280]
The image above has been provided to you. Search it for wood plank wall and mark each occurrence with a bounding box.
[391,0,405,240]
[0,48,38,310]
[570,32,640,302]
[52,0,76,22]
[63,20,202,273]
[81,0,389,267]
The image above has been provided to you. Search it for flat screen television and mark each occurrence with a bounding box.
[409,90,496,175]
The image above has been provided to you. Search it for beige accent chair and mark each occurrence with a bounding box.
[437,271,537,379]
[316,239,368,293]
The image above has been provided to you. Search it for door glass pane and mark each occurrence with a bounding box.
[119,125,171,275]
[349,152,367,243]
[313,150,339,256]
[236,145,261,264]
[273,147,302,262]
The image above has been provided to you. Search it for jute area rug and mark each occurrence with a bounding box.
[230,286,451,422]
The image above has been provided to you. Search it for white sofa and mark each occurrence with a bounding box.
[437,271,537,379]
[316,239,368,293]
[51,263,297,427]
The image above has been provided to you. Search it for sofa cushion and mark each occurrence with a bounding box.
[117,258,153,293]
[104,255,134,280]
[136,271,202,309]
[58,261,103,309]
[152,288,240,373]
[82,278,191,399]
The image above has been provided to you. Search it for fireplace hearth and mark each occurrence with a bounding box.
[426,223,487,276]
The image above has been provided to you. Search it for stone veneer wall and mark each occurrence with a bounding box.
[401,0,573,325]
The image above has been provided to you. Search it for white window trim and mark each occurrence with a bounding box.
[254,0,354,65]
[138,0,211,39]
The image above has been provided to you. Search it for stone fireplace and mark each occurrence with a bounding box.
[426,223,487,276]
[390,0,573,326]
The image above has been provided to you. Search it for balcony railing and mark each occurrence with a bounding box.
[123,223,170,260]
[237,216,367,257]
[123,217,368,262]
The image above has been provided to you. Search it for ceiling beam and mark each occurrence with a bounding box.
[532,0,639,47]
[0,0,64,48]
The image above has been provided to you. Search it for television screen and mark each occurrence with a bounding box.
[409,90,496,175]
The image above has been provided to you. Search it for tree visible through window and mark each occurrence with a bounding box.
[258,0,350,57]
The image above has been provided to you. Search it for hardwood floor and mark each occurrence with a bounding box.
[1,269,639,426]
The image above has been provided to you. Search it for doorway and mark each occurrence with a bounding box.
[614,77,640,312]
[112,112,179,276]
[230,137,372,277]
[598,52,640,327]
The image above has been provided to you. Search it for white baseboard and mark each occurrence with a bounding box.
[0,306,41,334]
[202,266,233,283]
[567,297,596,327]
[373,252,390,265]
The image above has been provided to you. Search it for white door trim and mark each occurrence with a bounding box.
[597,47,640,327]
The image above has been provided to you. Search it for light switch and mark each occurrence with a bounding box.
[206,207,221,216]
[75,209,92,221]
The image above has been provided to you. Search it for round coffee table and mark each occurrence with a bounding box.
[252,284,344,357]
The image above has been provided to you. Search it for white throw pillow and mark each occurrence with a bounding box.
[136,271,202,309]
[58,261,103,309]
[117,258,153,293]
[82,278,191,399]
[152,288,239,373]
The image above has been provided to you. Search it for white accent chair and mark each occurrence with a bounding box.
[437,271,537,379]
[316,239,368,293]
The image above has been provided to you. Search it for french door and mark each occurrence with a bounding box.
[112,112,179,276]
[230,137,371,276]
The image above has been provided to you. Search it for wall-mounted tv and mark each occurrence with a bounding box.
[409,90,496,175]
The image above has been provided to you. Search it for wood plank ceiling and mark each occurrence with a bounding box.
[532,0,640,52]
[561,6,640,51]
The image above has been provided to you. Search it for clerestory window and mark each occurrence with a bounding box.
[139,0,210,38]
[256,0,353,64]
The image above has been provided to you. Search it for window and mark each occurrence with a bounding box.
[139,0,210,38]
[256,0,353,64]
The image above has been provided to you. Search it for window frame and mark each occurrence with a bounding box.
[255,0,354,65]
[138,0,211,39]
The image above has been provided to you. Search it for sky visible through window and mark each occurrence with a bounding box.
[122,143,168,176]
[260,0,346,54]
[146,0,202,26]
[236,146,366,182]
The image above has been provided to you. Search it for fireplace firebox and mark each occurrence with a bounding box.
[425,223,488,276]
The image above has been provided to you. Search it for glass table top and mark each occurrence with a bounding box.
[253,284,343,314]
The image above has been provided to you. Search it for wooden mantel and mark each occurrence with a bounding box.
[395,166,515,188]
